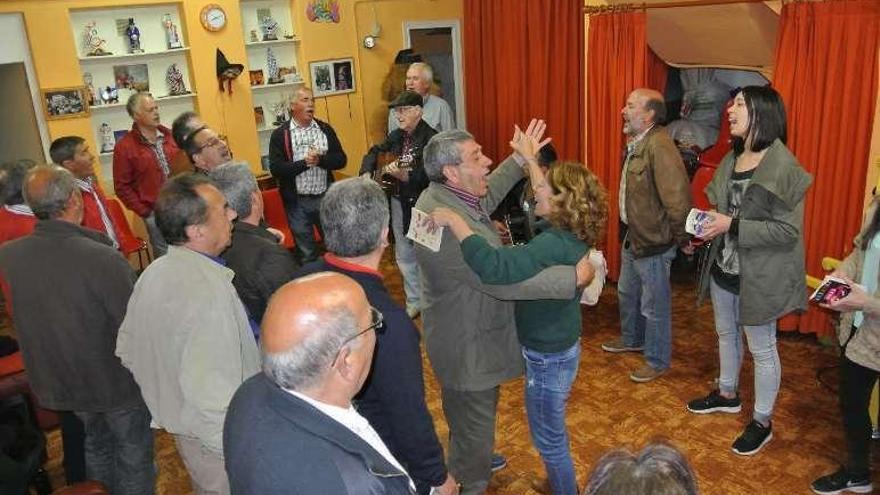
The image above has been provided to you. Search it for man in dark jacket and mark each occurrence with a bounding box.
[0,165,153,494]
[601,88,692,383]
[298,178,458,494]
[224,272,415,494]
[268,87,347,263]
[211,162,299,328]
[360,91,436,317]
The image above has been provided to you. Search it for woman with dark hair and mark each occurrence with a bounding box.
[686,86,812,456]
[431,135,608,495]
[583,442,699,495]
[810,199,880,494]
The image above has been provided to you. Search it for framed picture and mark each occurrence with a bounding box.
[249,69,264,86]
[113,63,150,92]
[309,57,354,97]
[42,86,90,120]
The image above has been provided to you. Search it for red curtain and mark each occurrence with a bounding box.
[586,11,650,279]
[647,47,668,99]
[773,0,880,335]
[463,0,584,165]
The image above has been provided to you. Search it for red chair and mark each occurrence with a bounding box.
[105,198,152,270]
[691,165,716,212]
[700,99,733,168]
[261,188,295,250]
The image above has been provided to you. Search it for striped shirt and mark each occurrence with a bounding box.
[4,204,34,216]
[289,119,329,195]
[74,177,119,248]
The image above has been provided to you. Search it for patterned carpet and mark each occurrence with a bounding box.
[34,252,861,494]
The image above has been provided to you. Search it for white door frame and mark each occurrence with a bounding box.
[0,13,51,162]
[403,20,466,130]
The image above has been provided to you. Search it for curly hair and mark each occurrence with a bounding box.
[542,161,608,247]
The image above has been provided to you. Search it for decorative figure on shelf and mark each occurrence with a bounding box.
[100,86,119,105]
[250,29,259,43]
[271,100,287,126]
[216,49,244,95]
[83,72,98,107]
[162,14,183,50]
[166,64,189,96]
[82,21,112,56]
[306,0,341,23]
[284,30,294,40]
[125,18,143,54]
[260,12,279,41]
[266,47,282,84]
[100,123,115,153]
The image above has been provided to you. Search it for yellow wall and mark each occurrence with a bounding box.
[0,0,464,182]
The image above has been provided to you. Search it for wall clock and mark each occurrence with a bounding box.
[200,4,227,32]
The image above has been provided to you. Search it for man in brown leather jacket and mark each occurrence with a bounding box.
[601,88,692,383]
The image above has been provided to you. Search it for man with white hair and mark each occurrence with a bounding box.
[388,62,455,133]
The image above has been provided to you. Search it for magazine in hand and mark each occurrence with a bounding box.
[810,276,855,304]
[407,208,444,252]
[685,208,713,238]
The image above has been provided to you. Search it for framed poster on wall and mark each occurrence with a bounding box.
[309,57,354,97]
[42,86,90,120]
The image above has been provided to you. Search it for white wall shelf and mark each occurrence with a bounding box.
[79,47,189,63]
[251,80,303,92]
[245,38,299,47]
[90,92,196,111]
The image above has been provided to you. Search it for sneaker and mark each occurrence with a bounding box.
[629,364,666,383]
[601,339,644,353]
[811,468,873,494]
[687,390,743,414]
[731,420,773,456]
[490,453,507,472]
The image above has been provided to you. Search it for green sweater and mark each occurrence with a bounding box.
[460,227,586,352]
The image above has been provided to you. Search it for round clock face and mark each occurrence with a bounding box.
[201,4,227,32]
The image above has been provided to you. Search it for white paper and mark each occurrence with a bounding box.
[685,208,713,237]
[580,249,606,306]
[407,208,444,252]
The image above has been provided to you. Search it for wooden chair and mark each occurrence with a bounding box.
[104,197,152,270]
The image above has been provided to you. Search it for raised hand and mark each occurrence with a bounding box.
[509,118,552,162]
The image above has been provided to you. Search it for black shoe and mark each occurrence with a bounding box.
[490,453,507,472]
[687,390,742,414]
[811,468,873,494]
[731,420,773,456]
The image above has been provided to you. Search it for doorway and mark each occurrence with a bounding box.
[0,63,44,164]
[404,20,465,129]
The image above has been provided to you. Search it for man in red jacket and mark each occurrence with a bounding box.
[51,136,124,250]
[112,92,179,257]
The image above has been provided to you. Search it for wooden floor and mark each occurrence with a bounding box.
[37,252,865,494]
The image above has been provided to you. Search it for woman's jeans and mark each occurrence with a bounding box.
[523,341,580,495]
[710,278,781,424]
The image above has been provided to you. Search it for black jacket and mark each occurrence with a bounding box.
[221,221,299,325]
[298,258,448,494]
[225,373,414,495]
[0,220,142,412]
[268,118,347,206]
[360,120,436,230]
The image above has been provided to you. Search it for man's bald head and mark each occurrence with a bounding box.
[23,165,82,221]
[622,88,666,136]
[261,272,374,395]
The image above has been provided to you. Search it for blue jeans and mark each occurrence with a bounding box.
[391,197,422,312]
[617,243,676,371]
[285,194,323,263]
[710,278,781,424]
[523,342,580,495]
[74,401,155,495]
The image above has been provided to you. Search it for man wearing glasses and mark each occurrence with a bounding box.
[361,90,437,318]
[182,125,232,173]
[296,177,459,494]
[225,272,415,494]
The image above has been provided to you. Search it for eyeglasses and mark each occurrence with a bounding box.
[196,137,226,153]
[338,307,385,351]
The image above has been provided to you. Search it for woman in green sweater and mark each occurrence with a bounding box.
[431,155,607,495]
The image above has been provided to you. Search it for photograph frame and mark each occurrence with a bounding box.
[309,57,355,97]
[42,86,90,120]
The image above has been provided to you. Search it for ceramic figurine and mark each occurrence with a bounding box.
[126,18,143,54]
[250,29,259,43]
[266,48,282,84]
[100,123,115,153]
[260,14,279,41]
[272,100,287,125]
[163,14,183,49]
[83,72,98,106]
[166,64,189,95]
[100,86,119,105]
[82,21,112,56]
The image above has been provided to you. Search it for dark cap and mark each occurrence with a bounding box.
[394,49,423,65]
[388,91,423,109]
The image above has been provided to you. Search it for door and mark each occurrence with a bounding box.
[405,20,465,129]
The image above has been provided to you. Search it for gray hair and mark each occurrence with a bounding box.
[423,129,474,183]
[320,177,389,257]
[23,165,76,220]
[0,159,37,206]
[125,92,152,118]
[261,300,359,391]
[409,62,433,83]
[209,161,257,219]
[584,442,699,495]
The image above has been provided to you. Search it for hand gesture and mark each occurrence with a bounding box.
[432,474,460,495]
[305,149,320,167]
[822,276,871,313]
[575,253,597,288]
[266,227,285,244]
[431,207,463,228]
[510,119,552,162]
[697,212,732,240]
